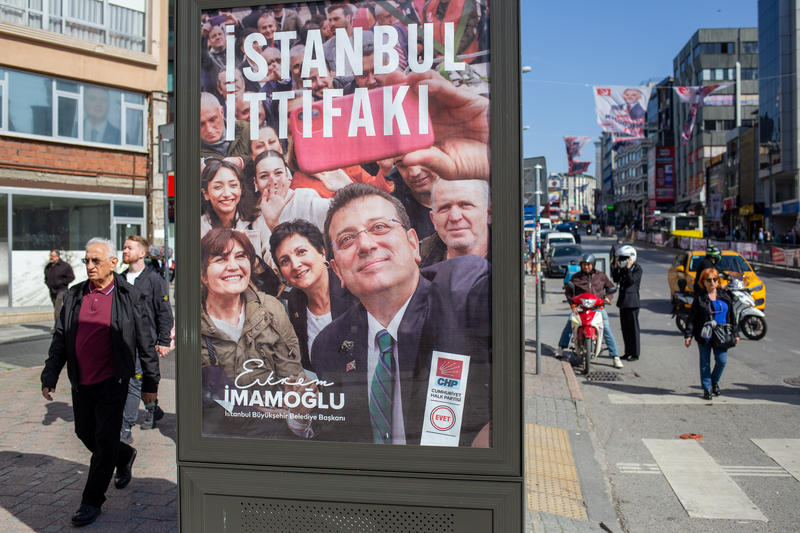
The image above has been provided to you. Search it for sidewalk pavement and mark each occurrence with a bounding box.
[0,365,177,532]
[0,274,620,533]
[524,274,621,533]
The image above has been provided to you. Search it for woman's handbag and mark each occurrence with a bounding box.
[712,323,736,349]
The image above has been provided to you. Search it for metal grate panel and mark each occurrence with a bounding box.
[240,500,456,533]
[585,371,622,382]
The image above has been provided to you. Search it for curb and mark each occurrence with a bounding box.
[561,360,583,401]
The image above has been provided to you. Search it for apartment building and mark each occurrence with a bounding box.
[0,0,169,306]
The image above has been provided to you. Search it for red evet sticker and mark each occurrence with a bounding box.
[430,406,456,431]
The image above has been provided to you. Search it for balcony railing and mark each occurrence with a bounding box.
[0,0,146,53]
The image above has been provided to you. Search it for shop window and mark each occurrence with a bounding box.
[114,200,144,218]
[12,196,110,251]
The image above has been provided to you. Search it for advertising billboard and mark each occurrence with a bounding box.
[198,1,492,448]
[654,146,675,202]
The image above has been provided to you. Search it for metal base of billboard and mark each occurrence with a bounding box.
[180,465,521,532]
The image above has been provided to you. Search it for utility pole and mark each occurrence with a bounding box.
[158,123,174,282]
[534,164,543,375]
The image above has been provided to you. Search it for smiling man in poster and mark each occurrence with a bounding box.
[311,184,491,446]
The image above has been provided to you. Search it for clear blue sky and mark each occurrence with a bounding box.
[521,0,758,176]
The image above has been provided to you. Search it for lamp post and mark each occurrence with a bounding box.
[534,164,543,375]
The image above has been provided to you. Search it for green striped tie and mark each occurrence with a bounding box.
[370,329,395,444]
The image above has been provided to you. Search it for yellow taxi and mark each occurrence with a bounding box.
[667,249,766,310]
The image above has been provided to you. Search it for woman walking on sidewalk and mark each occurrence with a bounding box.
[684,268,739,400]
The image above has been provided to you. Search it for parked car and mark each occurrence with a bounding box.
[667,249,765,310]
[545,244,584,277]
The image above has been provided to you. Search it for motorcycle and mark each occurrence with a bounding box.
[727,278,767,340]
[568,292,605,375]
[672,278,767,340]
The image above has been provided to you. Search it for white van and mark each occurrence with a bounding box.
[543,231,576,253]
[539,217,552,230]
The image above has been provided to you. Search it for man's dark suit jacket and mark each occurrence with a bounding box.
[311,255,491,446]
[287,269,356,371]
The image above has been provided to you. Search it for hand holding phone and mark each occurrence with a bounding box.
[290,85,434,174]
[400,71,490,182]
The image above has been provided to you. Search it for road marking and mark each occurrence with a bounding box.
[643,439,767,521]
[608,392,797,405]
[751,439,800,483]
[617,462,790,477]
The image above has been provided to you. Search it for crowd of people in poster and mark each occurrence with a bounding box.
[198,0,493,448]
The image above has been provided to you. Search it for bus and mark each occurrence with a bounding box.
[649,212,703,239]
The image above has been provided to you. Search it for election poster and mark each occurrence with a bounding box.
[198,1,492,448]
[564,136,591,176]
[673,83,733,144]
[593,85,653,140]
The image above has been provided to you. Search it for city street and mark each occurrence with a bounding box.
[1,236,798,532]
[536,236,800,532]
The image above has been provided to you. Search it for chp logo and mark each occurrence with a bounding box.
[596,88,611,96]
[436,358,463,388]
[430,405,456,431]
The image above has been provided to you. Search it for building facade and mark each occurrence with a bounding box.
[0,0,169,307]
[646,77,677,216]
[672,27,759,216]
[558,173,596,221]
[598,132,616,226]
[758,0,800,238]
[611,141,648,228]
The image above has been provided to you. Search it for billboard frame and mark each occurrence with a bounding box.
[176,0,521,488]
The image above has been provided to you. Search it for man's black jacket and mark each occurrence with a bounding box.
[41,272,160,394]
[121,263,174,347]
[612,263,642,308]
[44,259,75,298]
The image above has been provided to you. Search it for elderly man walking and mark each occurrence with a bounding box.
[41,238,159,527]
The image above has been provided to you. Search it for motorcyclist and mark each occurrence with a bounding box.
[556,253,623,369]
[693,244,722,292]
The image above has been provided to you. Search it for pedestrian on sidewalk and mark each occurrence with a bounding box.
[44,249,75,325]
[41,237,159,528]
[684,268,739,400]
[120,235,173,443]
[612,245,641,361]
[557,253,623,368]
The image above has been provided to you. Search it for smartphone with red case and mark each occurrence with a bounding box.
[290,84,434,174]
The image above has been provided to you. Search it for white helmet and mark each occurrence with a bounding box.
[616,245,637,262]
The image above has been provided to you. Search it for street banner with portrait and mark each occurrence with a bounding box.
[564,136,591,176]
[593,85,652,140]
[673,83,732,144]
[198,1,492,448]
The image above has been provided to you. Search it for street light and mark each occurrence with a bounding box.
[522,65,532,73]
[534,164,543,375]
